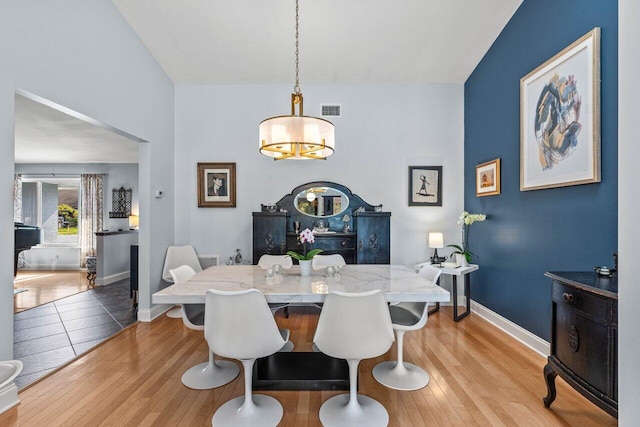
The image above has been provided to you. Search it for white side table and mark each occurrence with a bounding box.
[414,262,479,322]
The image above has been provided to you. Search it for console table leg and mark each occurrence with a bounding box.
[543,363,557,408]
[452,275,471,322]
[428,302,440,315]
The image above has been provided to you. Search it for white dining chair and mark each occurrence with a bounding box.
[206,289,287,427]
[314,290,394,427]
[311,253,346,270]
[372,263,442,391]
[162,245,203,318]
[257,254,293,318]
[169,265,240,390]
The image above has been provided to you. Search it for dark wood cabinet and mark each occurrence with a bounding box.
[252,182,390,265]
[252,212,288,261]
[286,232,357,264]
[354,212,390,264]
[543,272,617,418]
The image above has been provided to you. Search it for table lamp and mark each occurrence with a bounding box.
[428,232,446,265]
[129,215,139,230]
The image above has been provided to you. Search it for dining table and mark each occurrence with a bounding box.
[152,264,450,390]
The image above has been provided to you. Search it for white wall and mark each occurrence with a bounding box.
[618,0,640,422]
[175,83,465,267]
[96,232,139,286]
[0,0,175,360]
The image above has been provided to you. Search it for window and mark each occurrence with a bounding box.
[21,176,80,245]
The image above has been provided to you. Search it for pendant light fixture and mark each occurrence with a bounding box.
[259,0,335,160]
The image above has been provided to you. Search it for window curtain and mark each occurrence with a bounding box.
[13,174,22,223]
[80,174,104,267]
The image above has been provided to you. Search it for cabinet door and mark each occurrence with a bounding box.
[252,215,287,263]
[552,283,610,395]
[355,214,390,264]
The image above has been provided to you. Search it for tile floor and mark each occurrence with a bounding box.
[13,279,137,389]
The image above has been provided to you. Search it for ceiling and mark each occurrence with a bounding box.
[112,0,522,84]
[15,1,522,164]
[14,93,140,164]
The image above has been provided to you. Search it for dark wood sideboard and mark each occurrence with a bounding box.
[543,271,617,418]
[252,182,390,264]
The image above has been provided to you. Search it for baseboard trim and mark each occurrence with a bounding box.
[96,271,129,286]
[137,304,172,322]
[471,300,549,357]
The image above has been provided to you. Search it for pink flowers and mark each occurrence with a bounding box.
[299,228,315,244]
[287,228,323,260]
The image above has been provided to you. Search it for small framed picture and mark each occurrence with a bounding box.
[408,166,442,206]
[476,158,501,197]
[197,162,236,208]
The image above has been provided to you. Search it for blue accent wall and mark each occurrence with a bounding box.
[464,0,618,340]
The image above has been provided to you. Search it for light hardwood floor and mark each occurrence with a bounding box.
[14,270,92,313]
[1,306,617,426]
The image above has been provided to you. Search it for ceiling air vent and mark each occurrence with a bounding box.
[321,104,342,118]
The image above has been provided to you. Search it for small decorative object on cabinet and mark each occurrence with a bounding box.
[543,271,617,418]
[252,182,390,265]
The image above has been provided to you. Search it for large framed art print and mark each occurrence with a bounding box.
[520,28,601,191]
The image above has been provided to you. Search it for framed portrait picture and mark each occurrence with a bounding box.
[476,158,501,197]
[520,27,601,191]
[197,162,236,207]
[408,166,442,206]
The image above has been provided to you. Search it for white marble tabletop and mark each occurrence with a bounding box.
[152,264,450,305]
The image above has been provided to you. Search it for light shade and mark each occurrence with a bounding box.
[259,115,335,160]
[129,215,139,228]
[428,232,444,249]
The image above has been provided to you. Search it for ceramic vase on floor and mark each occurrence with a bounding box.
[299,260,312,276]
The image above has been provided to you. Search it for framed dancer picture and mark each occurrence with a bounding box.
[408,166,442,206]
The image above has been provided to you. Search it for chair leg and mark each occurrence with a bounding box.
[319,359,389,427]
[372,329,430,391]
[212,358,283,427]
[166,306,182,318]
[181,351,239,390]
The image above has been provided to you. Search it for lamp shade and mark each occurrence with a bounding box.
[428,232,444,248]
[259,115,335,160]
[129,215,139,228]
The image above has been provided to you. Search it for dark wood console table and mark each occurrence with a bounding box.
[543,271,617,418]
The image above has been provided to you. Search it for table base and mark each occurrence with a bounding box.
[253,352,350,391]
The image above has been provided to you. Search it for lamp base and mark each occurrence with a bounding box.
[429,249,447,266]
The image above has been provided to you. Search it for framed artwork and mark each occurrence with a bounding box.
[476,158,501,197]
[520,27,601,191]
[408,166,442,206]
[197,162,236,207]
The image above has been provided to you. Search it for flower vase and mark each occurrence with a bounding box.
[455,253,469,268]
[299,259,312,276]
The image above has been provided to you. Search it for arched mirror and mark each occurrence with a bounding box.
[294,186,349,218]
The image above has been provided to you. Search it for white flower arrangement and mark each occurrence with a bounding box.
[457,211,487,226]
[449,211,487,263]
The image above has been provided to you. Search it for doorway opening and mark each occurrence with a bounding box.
[13,89,145,388]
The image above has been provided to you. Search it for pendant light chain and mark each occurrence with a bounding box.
[293,0,301,95]
[258,0,334,160]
